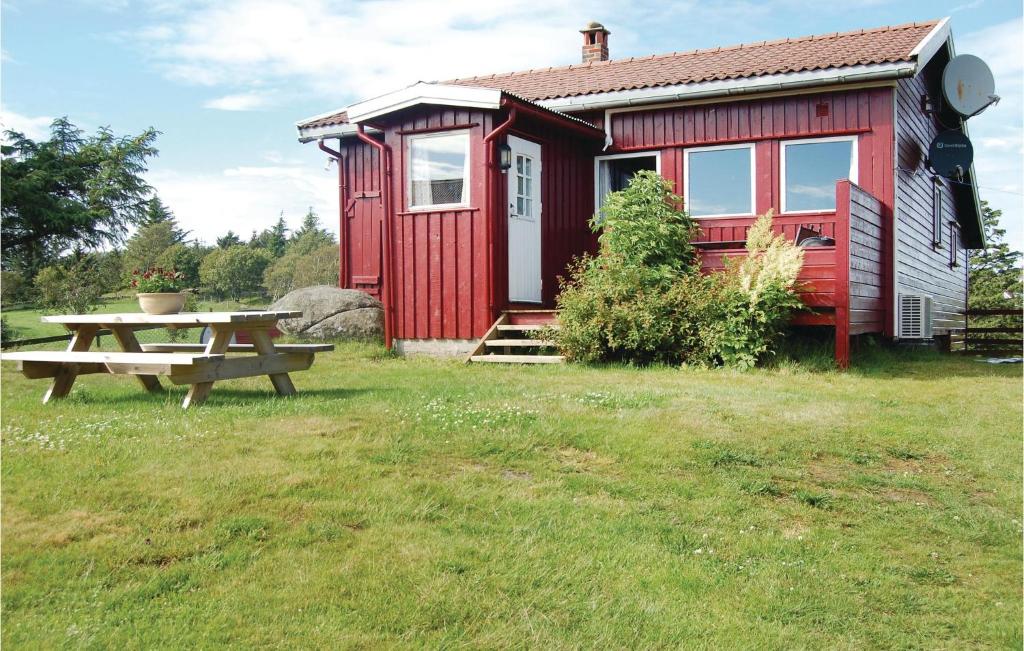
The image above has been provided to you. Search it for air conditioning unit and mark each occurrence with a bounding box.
[898,294,934,339]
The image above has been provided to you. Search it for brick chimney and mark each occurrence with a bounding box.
[580,21,610,63]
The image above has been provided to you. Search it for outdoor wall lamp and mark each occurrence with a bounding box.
[498,143,512,173]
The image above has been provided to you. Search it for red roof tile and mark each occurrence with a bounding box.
[299,20,939,130]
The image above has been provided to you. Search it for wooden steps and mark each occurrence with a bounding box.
[466,310,564,364]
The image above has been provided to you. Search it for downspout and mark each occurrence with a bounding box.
[482,104,517,318]
[355,125,396,350]
[317,139,348,289]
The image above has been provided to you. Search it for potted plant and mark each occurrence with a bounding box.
[131,267,188,315]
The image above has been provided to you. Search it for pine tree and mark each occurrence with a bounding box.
[969,201,1023,311]
[216,230,242,249]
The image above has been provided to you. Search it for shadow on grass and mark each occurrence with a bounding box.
[73,386,379,407]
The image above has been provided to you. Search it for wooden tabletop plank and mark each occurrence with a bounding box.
[1,351,225,364]
[40,311,301,326]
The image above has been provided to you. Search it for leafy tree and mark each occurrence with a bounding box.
[249,215,289,257]
[263,242,339,299]
[216,230,243,249]
[34,255,109,314]
[199,245,273,299]
[1,270,29,304]
[288,208,335,255]
[969,201,1023,311]
[156,243,209,289]
[1,117,159,276]
[121,221,183,282]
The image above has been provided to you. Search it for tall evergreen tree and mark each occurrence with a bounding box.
[1,117,159,276]
[288,208,334,256]
[216,230,243,249]
[969,201,1023,311]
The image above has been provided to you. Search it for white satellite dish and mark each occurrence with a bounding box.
[942,54,998,118]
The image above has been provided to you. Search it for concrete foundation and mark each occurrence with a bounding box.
[394,338,477,358]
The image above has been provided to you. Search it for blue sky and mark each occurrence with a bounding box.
[2,0,1021,249]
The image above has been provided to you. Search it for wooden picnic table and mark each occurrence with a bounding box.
[0,311,333,408]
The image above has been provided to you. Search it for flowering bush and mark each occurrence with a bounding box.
[554,172,805,368]
[131,267,185,293]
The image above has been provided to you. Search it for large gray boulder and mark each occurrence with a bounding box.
[270,286,383,340]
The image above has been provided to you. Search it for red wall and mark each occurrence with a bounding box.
[607,87,895,330]
[336,87,896,342]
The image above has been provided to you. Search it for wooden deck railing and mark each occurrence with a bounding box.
[693,180,887,368]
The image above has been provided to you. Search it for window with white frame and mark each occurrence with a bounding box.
[781,136,857,213]
[932,177,944,248]
[949,221,960,268]
[684,144,755,218]
[407,130,470,209]
[595,153,659,214]
[514,153,534,217]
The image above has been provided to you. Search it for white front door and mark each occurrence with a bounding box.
[507,135,542,303]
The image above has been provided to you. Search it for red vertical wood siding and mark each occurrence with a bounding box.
[608,87,895,330]
[379,108,494,341]
[339,140,382,298]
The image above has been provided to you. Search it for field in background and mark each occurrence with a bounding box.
[1,345,1021,647]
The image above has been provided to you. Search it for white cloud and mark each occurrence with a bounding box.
[203,91,274,111]
[147,163,336,244]
[959,17,1024,251]
[130,0,614,104]
[0,107,53,140]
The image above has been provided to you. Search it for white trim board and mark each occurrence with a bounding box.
[347,82,501,124]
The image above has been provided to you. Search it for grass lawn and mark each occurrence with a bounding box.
[1,344,1021,648]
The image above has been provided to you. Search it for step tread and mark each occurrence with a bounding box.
[469,355,564,364]
[484,339,555,347]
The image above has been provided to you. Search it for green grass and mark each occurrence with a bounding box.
[2,344,1021,648]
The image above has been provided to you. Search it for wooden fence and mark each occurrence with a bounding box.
[961,308,1023,357]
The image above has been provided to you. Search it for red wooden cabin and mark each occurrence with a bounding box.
[297,18,985,366]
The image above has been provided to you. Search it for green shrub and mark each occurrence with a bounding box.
[263,243,339,300]
[156,243,208,289]
[595,170,698,282]
[710,212,805,369]
[199,245,273,299]
[554,170,804,369]
[1,270,28,305]
[34,257,108,313]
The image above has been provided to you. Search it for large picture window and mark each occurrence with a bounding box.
[407,131,470,209]
[781,136,857,213]
[684,144,755,218]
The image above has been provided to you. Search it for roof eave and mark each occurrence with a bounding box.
[534,61,919,114]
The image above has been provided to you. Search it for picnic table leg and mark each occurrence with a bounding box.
[182,327,233,408]
[249,329,297,397]
[43,325,98,404]
[108,325,164,393]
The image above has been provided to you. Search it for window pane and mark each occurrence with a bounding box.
[409,133,468,207]
[686,148,752,216]
[784,140,853,212]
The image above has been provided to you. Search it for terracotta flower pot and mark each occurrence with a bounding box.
[137,292,187,315]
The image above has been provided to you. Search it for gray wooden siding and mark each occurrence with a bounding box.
[849,184,885,333]
[895,75,968,335]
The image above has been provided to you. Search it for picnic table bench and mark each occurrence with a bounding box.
[0,311,332,408]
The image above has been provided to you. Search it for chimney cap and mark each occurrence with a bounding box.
[580,21,609,33]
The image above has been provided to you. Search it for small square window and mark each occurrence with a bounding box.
[407,131,470,209]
